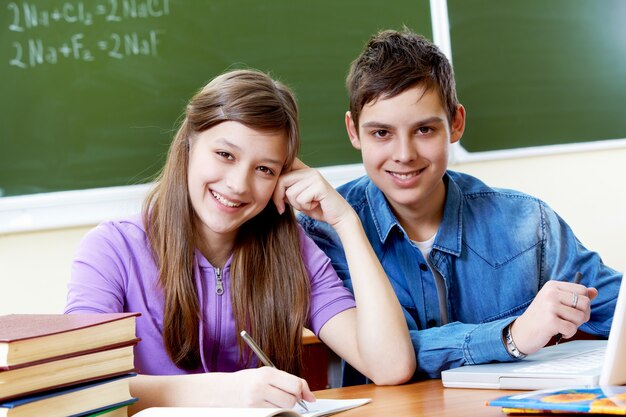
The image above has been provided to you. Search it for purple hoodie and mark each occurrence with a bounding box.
[65,215,355,375]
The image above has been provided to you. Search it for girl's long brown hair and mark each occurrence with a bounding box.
[143,69,310,374]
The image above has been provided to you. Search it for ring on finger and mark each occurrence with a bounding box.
[570,291,579,309]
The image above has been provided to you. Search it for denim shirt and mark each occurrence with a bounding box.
[299,170,622,380]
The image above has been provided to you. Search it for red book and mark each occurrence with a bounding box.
[0,313,140,401]
[0,313,139,370]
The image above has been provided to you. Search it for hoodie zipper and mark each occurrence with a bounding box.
[215,267,224,295]
[211,267,224,370]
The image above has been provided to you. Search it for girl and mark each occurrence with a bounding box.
[65,69,415,413]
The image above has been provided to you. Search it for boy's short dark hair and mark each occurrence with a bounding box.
[346,27,459,131]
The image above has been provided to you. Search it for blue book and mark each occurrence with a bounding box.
[0,373,137,417]
[487,386,626,415]
[73,398,137,417]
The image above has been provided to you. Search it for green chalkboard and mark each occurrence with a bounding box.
[0,0,431,197]
[449,0,626,152]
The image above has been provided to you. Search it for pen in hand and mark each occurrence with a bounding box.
[240,330,310,412]
[555,271,583,345]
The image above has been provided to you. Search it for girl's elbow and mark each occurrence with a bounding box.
[368,357,416,386]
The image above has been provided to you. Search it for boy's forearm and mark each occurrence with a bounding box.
[410,319,515,377]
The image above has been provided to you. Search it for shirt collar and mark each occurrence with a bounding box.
[365,180,399,244]
[365,172,463,256]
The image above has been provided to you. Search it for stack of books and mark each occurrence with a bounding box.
[0,313,140,417]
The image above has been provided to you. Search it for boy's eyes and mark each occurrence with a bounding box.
[370,127,433,138]
[372,129,389,138]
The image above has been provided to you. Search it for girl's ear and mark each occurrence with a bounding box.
[345,111,362,150]
[450,105,466,144]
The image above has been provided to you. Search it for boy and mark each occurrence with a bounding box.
[298,28,622,381]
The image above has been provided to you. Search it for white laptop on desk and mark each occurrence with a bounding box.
[441,270,626,390]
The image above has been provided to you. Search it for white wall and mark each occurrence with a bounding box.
[1,147,625,315]
[0,226,92,314]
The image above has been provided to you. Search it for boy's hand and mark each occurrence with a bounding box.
[510,280,597,355]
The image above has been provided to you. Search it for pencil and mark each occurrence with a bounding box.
[240,330,310,412]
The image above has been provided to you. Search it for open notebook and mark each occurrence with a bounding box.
[442,269,626,389]
[132,398,371,417]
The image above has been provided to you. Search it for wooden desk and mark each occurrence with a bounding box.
[302,328,320,345]
[314,379,520,416]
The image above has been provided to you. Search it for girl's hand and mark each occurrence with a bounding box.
[225,367,315,408]
[273,159,353,228]
[129,367,315,413]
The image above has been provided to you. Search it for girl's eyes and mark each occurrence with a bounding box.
[257,166,275,176]
[216,151,234,160]
[215,151,275,176]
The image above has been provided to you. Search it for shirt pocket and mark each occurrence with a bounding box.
[451,243,541,323]
[463,195,543,269]
[463,233,542,270]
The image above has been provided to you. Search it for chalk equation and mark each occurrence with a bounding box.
[10,30,162,68]
[7,0,170,30]
[6,0,169,68]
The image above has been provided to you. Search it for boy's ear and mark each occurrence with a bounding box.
[345,111,362,150]
[450,105,466,144]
